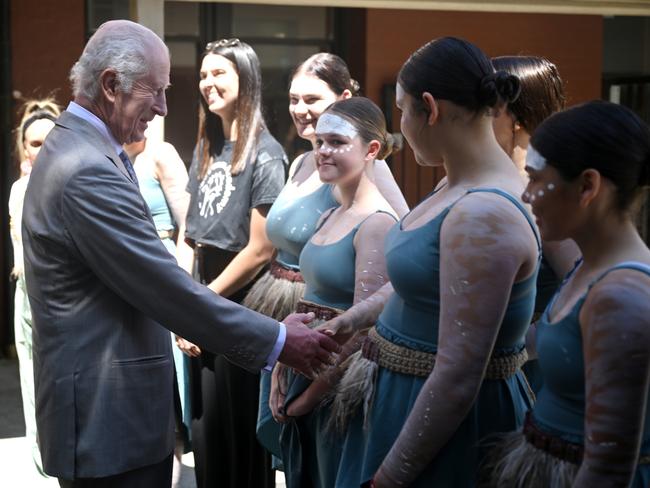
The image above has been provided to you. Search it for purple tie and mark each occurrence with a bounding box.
[119,151,139,185]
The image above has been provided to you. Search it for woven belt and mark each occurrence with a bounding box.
[362,327,528,379]
[524,411,650,465]
[296,299,344,322]
[157,229,174,240]
[270,259,304,283]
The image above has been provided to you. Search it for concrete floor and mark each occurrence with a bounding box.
[0,358,285,487]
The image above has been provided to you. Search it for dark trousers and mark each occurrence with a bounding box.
[58,453,173,488]
[190,245,273,488]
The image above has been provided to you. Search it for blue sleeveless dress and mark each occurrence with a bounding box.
[281,210,395,488]
[135,160,192,438]
[533,261,650,487]
[255,182,339,463]
[336,188,540,487]
[266,183,339,271]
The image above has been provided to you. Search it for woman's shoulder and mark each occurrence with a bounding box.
[256,129,288,163]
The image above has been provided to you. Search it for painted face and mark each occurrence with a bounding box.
[289,74,340,142]
[492,108,517,158]
[314,113,367,185]
[395,83,439,167]
[23,118,55,166]
[522,148,575,241]
[109,43,169,144]
[199,54,240,117]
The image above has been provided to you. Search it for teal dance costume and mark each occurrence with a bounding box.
[281,210,396,488]
[253,172,338,463]
[336,188,540,487]
[486,261,650,487]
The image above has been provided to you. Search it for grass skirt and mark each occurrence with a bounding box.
[479,430,578,488]
[243,269,306,321]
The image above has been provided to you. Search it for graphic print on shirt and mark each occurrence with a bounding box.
[198,159,236,217]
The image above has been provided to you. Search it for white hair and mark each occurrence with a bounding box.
[69,22,157,99]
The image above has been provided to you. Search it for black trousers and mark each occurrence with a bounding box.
[190,245,273,488]
[58,453,173,488]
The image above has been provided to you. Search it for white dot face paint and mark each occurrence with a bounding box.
[547,183,556,191]
[315,113,358,139]
[537,190,545,197]
[526,145,547,171]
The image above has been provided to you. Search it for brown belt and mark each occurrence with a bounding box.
[296,299,343,322]
[270,259,304,283]
[524,411,650,465]
[362,327,528,380]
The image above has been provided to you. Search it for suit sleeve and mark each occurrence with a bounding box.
[60,162,280,372]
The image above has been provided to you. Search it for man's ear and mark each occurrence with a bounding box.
[100,69,119,103]
[577,168,602,208]
[421,92,438,126]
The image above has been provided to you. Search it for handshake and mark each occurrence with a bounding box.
[177,312,342,378]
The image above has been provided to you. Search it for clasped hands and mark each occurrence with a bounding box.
[270,312,353,422]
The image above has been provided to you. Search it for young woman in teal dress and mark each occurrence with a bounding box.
[491,56,580,393]
[246,53,408,466]
[308,37,542,487]
[269,97,399,488]
[484,101,650,487]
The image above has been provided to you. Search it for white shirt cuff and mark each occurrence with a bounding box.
[264,322,286,372]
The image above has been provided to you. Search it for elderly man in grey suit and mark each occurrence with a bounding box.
[22,20,340,487]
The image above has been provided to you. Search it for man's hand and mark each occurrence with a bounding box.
[175,336,201,357]
[278,312,341,378]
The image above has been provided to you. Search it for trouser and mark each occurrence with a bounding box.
[58,453,173,488]
[14,274,49,478]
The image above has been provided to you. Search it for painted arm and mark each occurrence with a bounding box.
[153,142,194,274]
[573,271,650,487]
[374,193,538,487]
[285,212,396,417]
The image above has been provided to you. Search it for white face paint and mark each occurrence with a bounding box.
[315,113,358,139]
[547,183,556,191]
[526,145,547,171]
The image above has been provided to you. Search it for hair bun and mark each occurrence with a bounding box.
[349,78,361,96]
[478,71,520,108]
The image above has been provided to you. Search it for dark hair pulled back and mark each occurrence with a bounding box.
[293,53,360,96]
[398,37,520,113]
[492,56,565,133]
[324,97,396,161]
[531,100,650,211]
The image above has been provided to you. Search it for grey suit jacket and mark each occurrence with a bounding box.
[22,111,280,479]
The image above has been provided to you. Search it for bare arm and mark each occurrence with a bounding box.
[375,193,538,486]
[373,160,409,218]
[286,212,396,417]
[207,205,275,298]
[573,271,650,487]
[153,142,194,274]
[542,238,581,281]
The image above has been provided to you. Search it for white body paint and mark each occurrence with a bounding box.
[526,145,547,171]
[316,113,358,139]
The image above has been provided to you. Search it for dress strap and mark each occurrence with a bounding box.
[293,151,310,178]
[314,206,338,232]
[466,187,542,252]
[588,261,650,291]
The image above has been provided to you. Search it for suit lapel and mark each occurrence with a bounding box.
[56,111,134,183]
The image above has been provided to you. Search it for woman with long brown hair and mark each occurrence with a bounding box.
[177,39,287,488]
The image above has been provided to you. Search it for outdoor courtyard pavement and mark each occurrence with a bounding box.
[0,359,285,488]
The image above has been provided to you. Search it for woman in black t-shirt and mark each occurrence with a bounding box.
[177,39,287,488]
